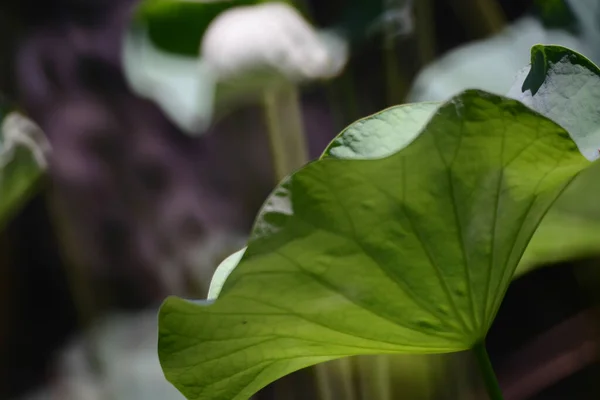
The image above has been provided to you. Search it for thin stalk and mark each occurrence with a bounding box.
[325,71,362,133]
[449,0,507,38]
[314,363,335,400]
[415,0,436,67]
[262,84,309,182]
[290,0,360,131]
[315,359,357,400]
[473,341,504,400]
[383,37,402,106]
[382,3,409,105]
[339,71,362,124]
[357,355,392,400]
[44,197,117,399]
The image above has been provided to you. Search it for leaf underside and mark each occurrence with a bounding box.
[159,89,590,400]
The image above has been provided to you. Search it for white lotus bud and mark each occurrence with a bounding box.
[123,2,349,136]
[201,2,349,83]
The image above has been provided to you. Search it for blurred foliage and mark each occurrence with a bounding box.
[0,100,46,229]
[535,0,577,30]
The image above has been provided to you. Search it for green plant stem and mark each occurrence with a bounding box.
[449,0,506,38]
[473,341,504,400]
[291,0,360,131]
[44,194,107,391]
[314,363,335,400]
[382,20,407,106]
[415,0,436,67]
[262,84,309,182]
[315,359,357,400]
[357,355,392,400]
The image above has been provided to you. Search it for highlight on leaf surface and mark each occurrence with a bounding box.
[322,102,440,161]
[158,89,592,400]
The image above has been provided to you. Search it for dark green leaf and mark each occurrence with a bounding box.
[535,0,577,31]
[159,89,590,400]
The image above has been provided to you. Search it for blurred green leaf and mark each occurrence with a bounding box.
[517,210,600,278]
[553,162,600,220]
[0,106,47,228]
[535,0,577,31]
[159,89,590,400]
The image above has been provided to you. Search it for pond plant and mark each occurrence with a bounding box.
[0,99,48,228]
[156,45,600,400]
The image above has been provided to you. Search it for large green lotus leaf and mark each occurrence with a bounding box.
[206,102,441,300]
[209,51,600,287]
[208,96,600,290]
[159,89,590,400]
[0,107,47,228]
[508,45,600,275]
